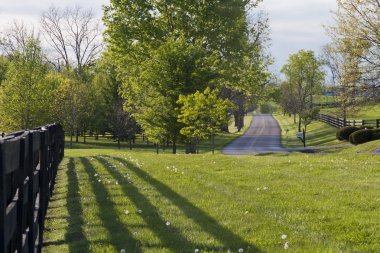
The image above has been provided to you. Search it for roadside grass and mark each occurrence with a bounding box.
[43,147,380,253]
[321,103,380,119]
[65,116,253,155]
[273,113,341,148]
[330,139,380,154]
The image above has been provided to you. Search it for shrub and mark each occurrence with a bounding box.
[349,129,374,144]
[336,126,360,141]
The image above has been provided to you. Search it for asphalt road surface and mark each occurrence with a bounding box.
[222,114,288,155]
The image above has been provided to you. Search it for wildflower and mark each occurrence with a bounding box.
[133,231,138,236]
[116,181,119,185]
[281,234,287,240]
[125,210,130,215]
[138,210,142,214]
[194,249,200,253]
[239,248,244,252]
[166,221,171,226]
[121,249,125,253]
[284,242,289,250]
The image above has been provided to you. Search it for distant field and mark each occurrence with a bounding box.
[321,103,380,119]
[273,113,341,148]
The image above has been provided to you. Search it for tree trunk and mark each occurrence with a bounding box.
[129,139,132,150]
[76,128,79,143]
[117,137,120,149]
[211,130,215,155]
[298,115,302,132]
[83,130,86,144]
[70,128,73,149]
[293,113,297,124]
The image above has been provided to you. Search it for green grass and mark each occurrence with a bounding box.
[321,103,380,119]
[273,114,341,148]
[44,147,380,253]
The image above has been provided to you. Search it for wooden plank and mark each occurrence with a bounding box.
[1,138,21,174]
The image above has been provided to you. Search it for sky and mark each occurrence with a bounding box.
[0,0,337,76]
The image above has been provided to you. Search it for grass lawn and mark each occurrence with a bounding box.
[321,103,380,119]
[43,147,380,253]
[273,113,341,148]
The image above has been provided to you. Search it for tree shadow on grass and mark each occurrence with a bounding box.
[80,157,142,253]
[101,156,264,252]
[92,157,198,252]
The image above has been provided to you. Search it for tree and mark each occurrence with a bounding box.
[0,36,52,131]
[326,0,379,97]
[177,88,232,154]
[122,36,219,153]
[103,0,269,150]
[281,50,325,132]
[41,5,102,73]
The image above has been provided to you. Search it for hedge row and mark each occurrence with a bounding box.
[337,126,380,144]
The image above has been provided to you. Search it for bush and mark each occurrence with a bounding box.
[336,126,360,141]
[349,129,375,144]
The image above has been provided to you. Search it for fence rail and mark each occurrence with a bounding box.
[319,114,380,129]
[0,123,64,253]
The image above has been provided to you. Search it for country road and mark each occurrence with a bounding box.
[222,114,288,155]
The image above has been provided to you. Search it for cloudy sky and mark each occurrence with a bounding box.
[0,0,337,75]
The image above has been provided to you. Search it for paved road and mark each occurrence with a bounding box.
[222,114,288,155]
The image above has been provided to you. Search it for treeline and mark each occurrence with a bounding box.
[0,1,272,153]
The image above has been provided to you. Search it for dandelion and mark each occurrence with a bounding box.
[116,181,119,185]
[166,221,171,226]
[121,249,126,253]
[138,210,142,214]
[238,248,244,253]
[284,242,289,250]
[281,234,287,240]
[125,210,130,215]
[133,231,138,236]
[194,249,200,253]
[98,179,101,183]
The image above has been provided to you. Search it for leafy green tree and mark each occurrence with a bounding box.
[177,88,232,154]
[103,0,270,149]
[281,50,325,132]
[0,38,52,131]
[123,36,219,153]
[0,56,9,85]
[326,0,379,95]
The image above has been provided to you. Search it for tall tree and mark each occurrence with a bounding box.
[326,0,380,97]
[281,50,325,132]
[0,35,52,131]
[103,0,269,153]
[41,5,103,73]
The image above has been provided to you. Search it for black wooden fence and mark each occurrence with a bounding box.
[319,114,380,129]
[0,123,64,253]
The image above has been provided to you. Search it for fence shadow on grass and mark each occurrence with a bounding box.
[43,158,90,251]
[80,157,142,253]
[92,157,198,252]
[65,158,91,252]
[102,156,263,252]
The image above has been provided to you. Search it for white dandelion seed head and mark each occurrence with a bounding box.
[284,242,289,250]
[138,210,142,214]
[281,234,287,240]
[120,249,126,253]
[238,248,244,253]
[194,249,200,253]
[166,221,171,226]
[133,231,138,236]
